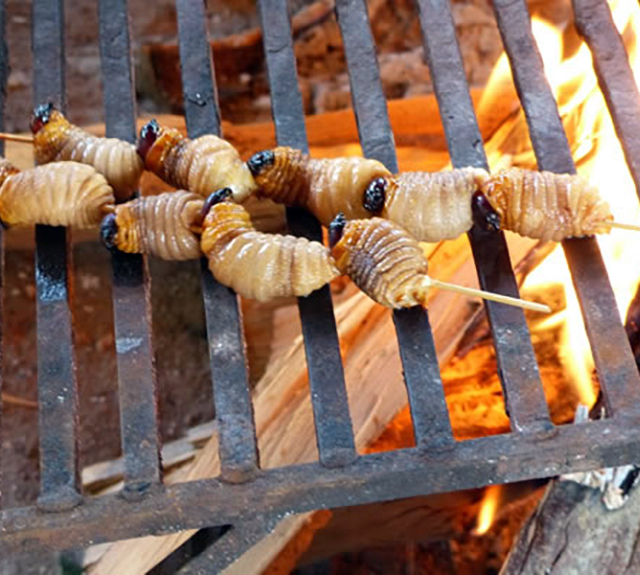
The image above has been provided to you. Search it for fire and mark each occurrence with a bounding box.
[479,0,640,409]
[473,485,502,536]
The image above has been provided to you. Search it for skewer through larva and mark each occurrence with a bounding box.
[0,161,115,229]
[480,167,615,241]
[0,133,34,144]
[247,146,391,226]
[137,119,256,203]
[101,191,204,261]
[329,213,550,313]
[200,189,339,301]
[19,103,144,202]
[362,167,496,242]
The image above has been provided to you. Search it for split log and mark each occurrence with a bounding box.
[501,476,640,575]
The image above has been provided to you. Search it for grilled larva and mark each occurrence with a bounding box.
[481,167,614,241]
[329,214,549,313]
[362,167,492,242]
[0,157,20,186]
[201,189,339,301]
[329,215,430,308]
[247,147,391,226]
[137,120,256,203]
[101,191,204,260]
[0,162,115,228]
[31,103,143,201]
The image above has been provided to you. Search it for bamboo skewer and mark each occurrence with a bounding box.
[425,277,551,313]
[598,220,640,233]
[0,132,34,144]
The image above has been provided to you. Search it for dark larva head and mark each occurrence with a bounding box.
[363,177,387,214]
[100,213,119,251]
[30,102,55,134]
[201,188,234,220]
[137,119,161,160]
[472,191,501,232]
[247,150,275,177]
[329,212,348,249]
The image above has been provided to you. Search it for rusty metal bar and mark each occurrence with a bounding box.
[98,0,162,493]
[0,0,6,510]
[176,0,259,482]
[176,516,279,574]
[334,0,454,446]
[32,0,82,511]
[573,0,640,202]
[1,416,639,556]
[258,0,357,467]
[415,0,552,434]
[492,0,640,418]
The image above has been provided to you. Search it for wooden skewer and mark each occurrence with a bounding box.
[425,277,551,313]
[0,132,34,144]
[598,220,640,233]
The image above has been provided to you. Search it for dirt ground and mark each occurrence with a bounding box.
[1,238,215,508]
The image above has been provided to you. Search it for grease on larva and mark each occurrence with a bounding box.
[142,125,256,203]
[331,217,430,309]
[482,168,613,241]
[111,191,204,260]
[33,109,143,201]
[380,167,489,242]
[201,200,339,301]
[0,162,115,228]
[250,147,391,225]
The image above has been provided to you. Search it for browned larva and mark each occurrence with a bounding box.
[137,120,256,203]
[102,191,204,260]
[201,191,339,301]
[247,147,391,226]
[31,103,143,201]
[0,161,115,228]
[0,157,20,186]
[329,214,550,313]
[329,215,430,309]
[364,167,490,242]
[481,167,614,241]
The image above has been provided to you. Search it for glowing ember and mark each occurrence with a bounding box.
[478,0,640,410]
[473,485,502,536]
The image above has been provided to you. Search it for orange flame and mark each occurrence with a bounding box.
[473,485,502,535]
[479,2,640,410]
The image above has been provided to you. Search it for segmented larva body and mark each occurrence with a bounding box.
[201,199,339,301]
[139,122,256,203]
[376,168,490,242]
[481,168,613,241]
[106,191,204,260]
[0,162,115,228]
[0,157,20,186]
[32,108,143,201]
[330,217,430,309]
[248,147,391,226]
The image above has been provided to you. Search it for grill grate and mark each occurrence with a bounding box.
[1,0,640,564]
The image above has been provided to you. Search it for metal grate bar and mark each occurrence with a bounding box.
[98,0,162,492]
[573,0,640,202]
[0,0,5,509]
[334,0,454,446]
[32,0,81,511]
[176,0,259,482]
[258,0,357,467]
[1,415,640,555]
[415,0,552,434]
[492,0,640,418]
